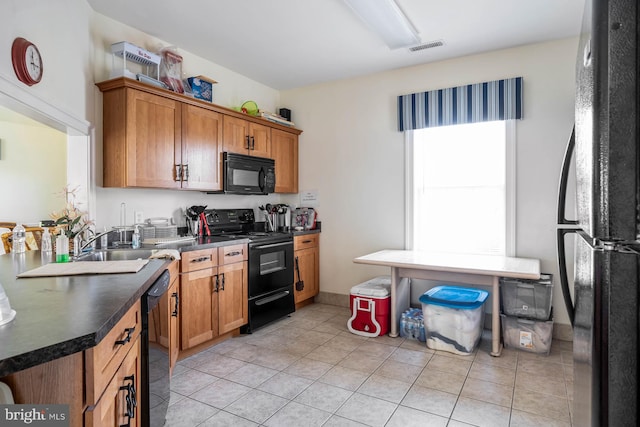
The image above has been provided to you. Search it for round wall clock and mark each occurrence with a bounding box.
[11,37,43,86]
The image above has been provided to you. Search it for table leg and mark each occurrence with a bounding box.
[390,267,399,337]
[490,275,503,357]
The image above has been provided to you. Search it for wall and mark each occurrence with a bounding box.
[0,118,67,223]
[281,38,578,327]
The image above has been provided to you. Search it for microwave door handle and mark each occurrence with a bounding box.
[259,167,266,193]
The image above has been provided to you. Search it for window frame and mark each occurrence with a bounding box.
[404,120,516,256]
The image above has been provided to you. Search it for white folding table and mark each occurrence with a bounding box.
[353,250,540,356]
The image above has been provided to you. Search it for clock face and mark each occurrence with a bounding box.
[25,45,42,82]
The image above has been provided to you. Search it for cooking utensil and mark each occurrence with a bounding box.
[295,256,304,291]
[199,212,211,236]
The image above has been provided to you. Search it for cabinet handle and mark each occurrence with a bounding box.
[302,239,312,244]
[245,135,250,149]
[190,255,211,264]
[226,250,242,257]
[213,275,219,293]
[250,136,255,150]
[115,327,135,346]
[182,164,189,181]
[220,273,225,291]
[174,164,182,182]
[119,374,136,427]
[171,292,179,317]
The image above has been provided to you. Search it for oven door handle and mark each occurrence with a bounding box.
[255,290,291,306]
[251,241,293,250]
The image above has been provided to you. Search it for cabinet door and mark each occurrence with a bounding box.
[182,104,223,191]
[294,246,319,304]
[169,277,180,371]
[180,268,218,349]
[125,89,182,188]
[85,337,142,427]
[218,261,248,334]
[222,115,250,154]
[271,129,298,193]
[249,122,271,158]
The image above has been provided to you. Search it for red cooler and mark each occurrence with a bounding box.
[347,276,391,337]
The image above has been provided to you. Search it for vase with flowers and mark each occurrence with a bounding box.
[50,186,94,253]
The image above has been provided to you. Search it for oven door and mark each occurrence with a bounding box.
[248,239,294,298]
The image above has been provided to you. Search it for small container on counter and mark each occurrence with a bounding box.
[56,235,69,263]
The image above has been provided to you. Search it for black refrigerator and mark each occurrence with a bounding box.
[556,0,639,426]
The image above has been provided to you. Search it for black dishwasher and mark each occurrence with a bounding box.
[141,269,171,427]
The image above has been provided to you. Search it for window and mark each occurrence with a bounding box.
[406,121,515,256]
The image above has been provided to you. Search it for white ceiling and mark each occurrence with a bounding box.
[86,0,586,90]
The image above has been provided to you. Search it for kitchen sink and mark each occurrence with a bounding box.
[75,249,157,262]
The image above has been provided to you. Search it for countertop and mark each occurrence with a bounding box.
[0,238,248,378]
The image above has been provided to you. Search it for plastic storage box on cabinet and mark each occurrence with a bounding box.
[500,273,553,320]
[419,285,489,355]
[501,313,554,355]
[347,276,391,337]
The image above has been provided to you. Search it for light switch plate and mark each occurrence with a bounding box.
[134,211,144,224]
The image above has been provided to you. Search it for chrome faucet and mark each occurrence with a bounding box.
[79,228,116,253]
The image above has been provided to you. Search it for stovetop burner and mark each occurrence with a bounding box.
[200,208,291,244]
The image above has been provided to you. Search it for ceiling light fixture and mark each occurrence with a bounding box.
[343,0,421,50]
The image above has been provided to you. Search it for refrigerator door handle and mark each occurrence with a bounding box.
[557,228,576,326]
[557,126,579,225]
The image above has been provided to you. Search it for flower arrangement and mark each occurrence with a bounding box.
[50,185,94,240]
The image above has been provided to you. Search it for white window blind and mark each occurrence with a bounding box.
[407,120,515,256]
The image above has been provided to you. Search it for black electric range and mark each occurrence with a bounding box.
[203,208,295,332]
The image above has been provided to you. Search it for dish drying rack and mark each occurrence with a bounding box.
[111,41,161,81]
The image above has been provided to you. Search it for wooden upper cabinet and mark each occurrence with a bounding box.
[103,88,181,188]
[181,104,223,191]
[223,115,271,158]
[271,128,299,193]
[98,78,301,191]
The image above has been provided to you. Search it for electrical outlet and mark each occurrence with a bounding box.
[134,211,144,224]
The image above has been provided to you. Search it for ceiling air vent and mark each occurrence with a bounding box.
[409,40,444,52]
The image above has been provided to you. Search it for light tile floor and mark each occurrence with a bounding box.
[165,303,573,427]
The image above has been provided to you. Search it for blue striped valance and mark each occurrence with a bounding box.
[397,77,523,131]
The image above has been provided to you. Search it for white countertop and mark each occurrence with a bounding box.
[353,250,540,280]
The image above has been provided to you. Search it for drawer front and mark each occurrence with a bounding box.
[85,300,141,406]
[219,244,247,265]
[294,234,319,251]
[181,248,218,272]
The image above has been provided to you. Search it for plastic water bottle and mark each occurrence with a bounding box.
[41,228,52,253]
[131,226,141,249]
[12,224,26,253]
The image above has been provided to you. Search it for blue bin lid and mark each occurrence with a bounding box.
[419,285,489,309]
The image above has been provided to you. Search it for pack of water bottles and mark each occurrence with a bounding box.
[399,308,426,342]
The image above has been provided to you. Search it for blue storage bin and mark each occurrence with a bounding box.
[419,286,489,355]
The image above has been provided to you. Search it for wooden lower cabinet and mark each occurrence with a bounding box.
[0,352,84,427]
[85,336,142,427]
[218,261,248,334]
[180,267,218,349]
[294,234,320,306]
[1,302,144,427]
[179,245,248,352]
[149,260,180,373]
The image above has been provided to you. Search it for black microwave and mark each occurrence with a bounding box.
[223,152,276,195]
